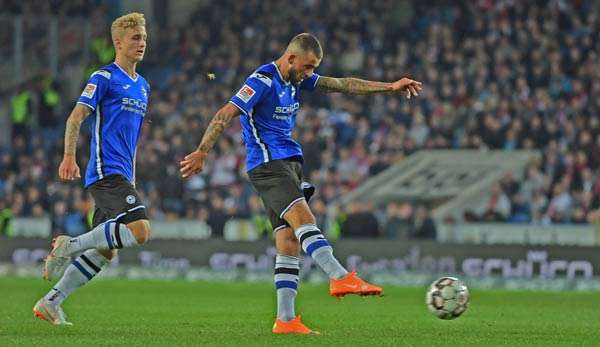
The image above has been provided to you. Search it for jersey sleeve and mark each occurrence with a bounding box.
[145,80,151,101]
[298,73,320,91]
[229,72,272,115]
[77,70,111,111]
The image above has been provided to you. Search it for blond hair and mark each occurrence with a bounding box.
[111,12,145,42]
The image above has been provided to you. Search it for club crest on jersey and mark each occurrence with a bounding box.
[126,195,136,204]
[236,84,256,103]
[141,86,147,98]
[81,83,97,98]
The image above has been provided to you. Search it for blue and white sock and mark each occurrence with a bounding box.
[44,249,110,305]
[294,224,348,280]
[65,222,139,256]
[275,255,300,322]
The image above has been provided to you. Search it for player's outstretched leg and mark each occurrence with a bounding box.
[34,249,112,325]
[271,227,319,335]
[284,200,382,298]
[44,219,149,281]
[294,223,382,297]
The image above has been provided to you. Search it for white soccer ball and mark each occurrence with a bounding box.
[426,277,469,320]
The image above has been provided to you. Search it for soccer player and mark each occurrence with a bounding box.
[33,13,151,325]
[180,33,422,334]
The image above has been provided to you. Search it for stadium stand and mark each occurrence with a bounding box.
[1,0,600,239]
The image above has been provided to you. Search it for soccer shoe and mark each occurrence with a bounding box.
[33,298,73,326]
[42,235,72,281]
[330,272,383,298]
[272,315,320,335]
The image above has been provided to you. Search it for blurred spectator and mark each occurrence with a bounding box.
[477,184,512,222]
[382,202,413,239]
[340,202,379,238]
[10,83,32,139]
[310,198,328,229]
[249,195,271,238]
[411,205,436,239]
[509,192,531,223]
[0,200,13,236]
[36,73,62,146]
[207,193,228,237]
[545,182,573,224]
[51,200,68,237]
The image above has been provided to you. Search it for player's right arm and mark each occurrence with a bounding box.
[60,69,110,181]
[180,103,241,178]
[180,72,271,178]
[59,104,91,180]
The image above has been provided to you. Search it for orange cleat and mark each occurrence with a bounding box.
[272,315,320,335]
[330,271,383,298]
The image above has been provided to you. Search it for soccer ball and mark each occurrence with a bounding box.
[426,277,469,320]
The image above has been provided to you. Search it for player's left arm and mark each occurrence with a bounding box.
[316,76,423,99]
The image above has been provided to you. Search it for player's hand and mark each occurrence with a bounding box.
[390,78,423,99]
[180,150,208,178]
[59,155,81,181]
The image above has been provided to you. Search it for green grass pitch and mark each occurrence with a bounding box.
[1,277,599,346]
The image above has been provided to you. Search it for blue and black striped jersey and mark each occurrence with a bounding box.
[77,63,150,187]
[229,62,319,172]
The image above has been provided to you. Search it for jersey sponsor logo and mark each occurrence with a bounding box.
[236,84,256,103]
[273,114,288,120]
[122,98,147,110]
[81,83,97,98]
[274,102,300,114]
[273,102,300,121]
[121,98,147,115]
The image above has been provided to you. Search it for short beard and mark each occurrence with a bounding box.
[288,68,302,85]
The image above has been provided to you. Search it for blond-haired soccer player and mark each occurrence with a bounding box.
[180,33,423,334]
[33,12,151,325]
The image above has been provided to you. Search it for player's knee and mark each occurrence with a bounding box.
[128,220,151,244]
[283,200,316,228]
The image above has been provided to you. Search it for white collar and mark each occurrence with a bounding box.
[113,62,138,82]
[271,62,290,85]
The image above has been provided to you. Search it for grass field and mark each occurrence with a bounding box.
[1,277,599,346]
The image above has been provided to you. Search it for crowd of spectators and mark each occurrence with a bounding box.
[2,0,600,239]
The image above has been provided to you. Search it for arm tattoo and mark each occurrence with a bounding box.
[64,116,83,156]
[316,76,392,95]
[197,110,236,153]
